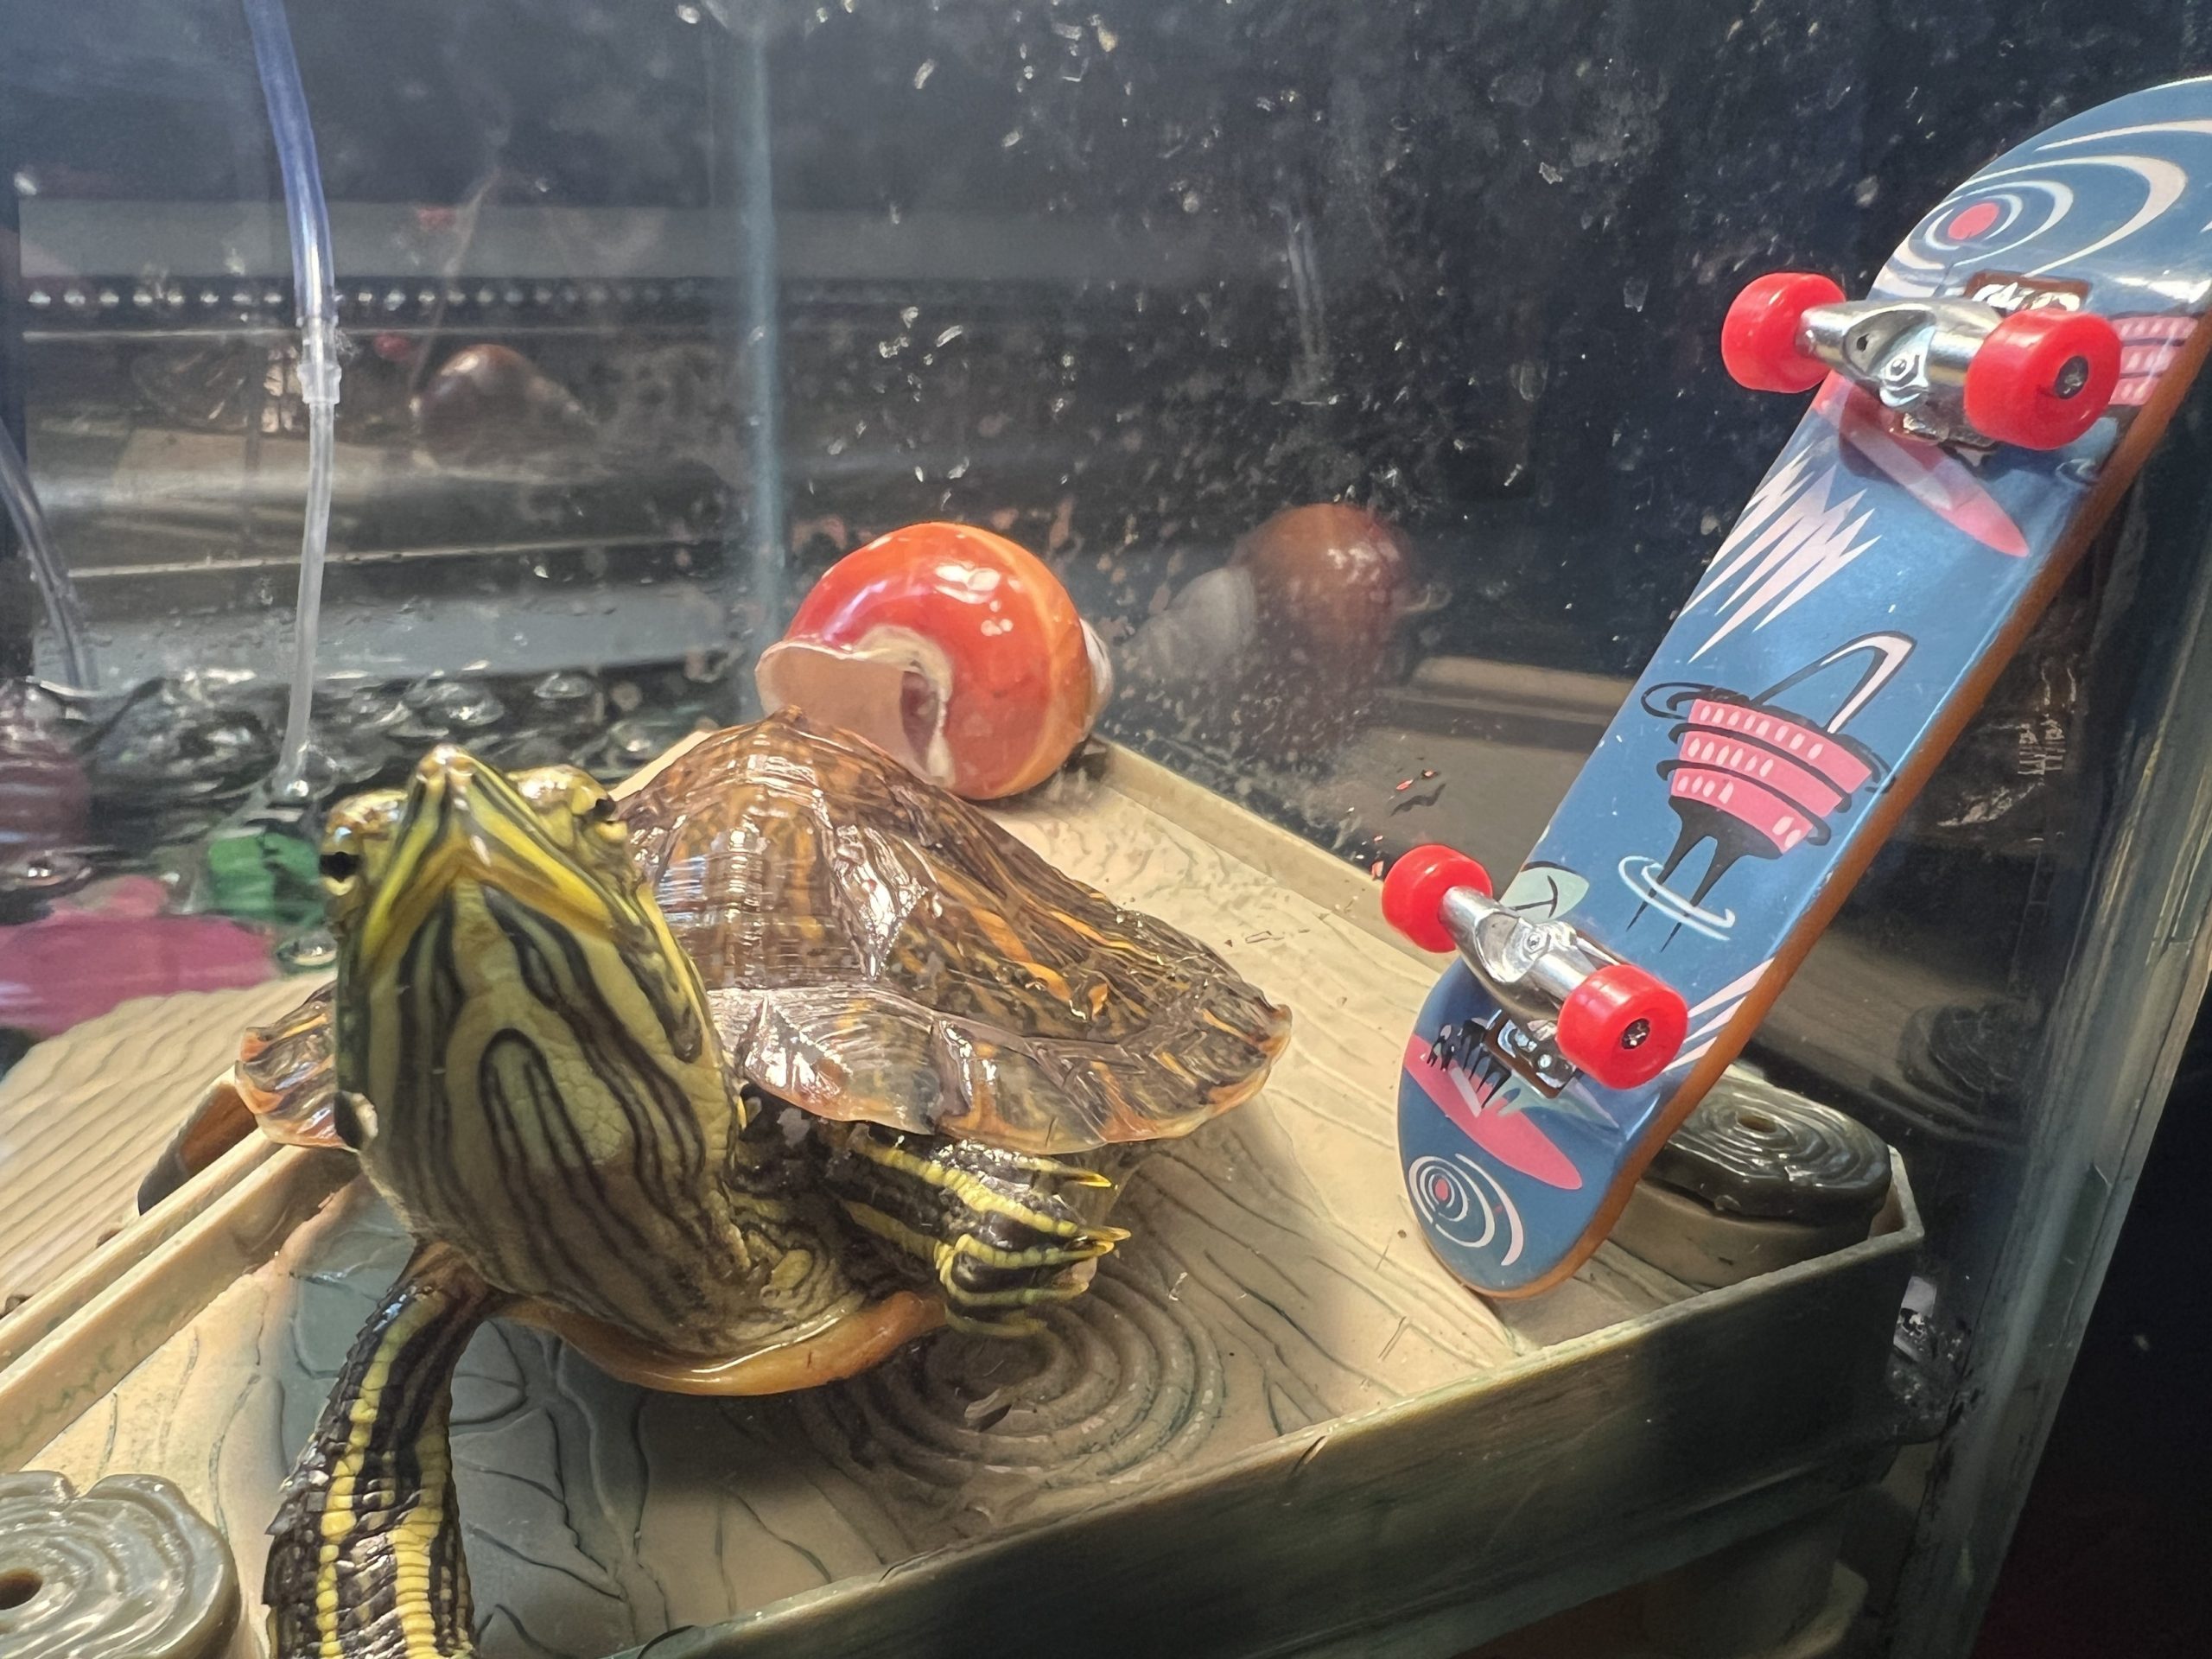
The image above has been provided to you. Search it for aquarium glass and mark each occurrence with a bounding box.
[6,3,2212,1656]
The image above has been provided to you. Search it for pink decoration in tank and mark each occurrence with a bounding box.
[0,876,276,1040]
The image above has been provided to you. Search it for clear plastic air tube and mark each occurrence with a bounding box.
[241,0,340,798]
[0,423,95,690]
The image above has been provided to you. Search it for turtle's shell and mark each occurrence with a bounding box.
[622,710,1290,1154]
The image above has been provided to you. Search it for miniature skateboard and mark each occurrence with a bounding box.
[1387,76,2212,1298]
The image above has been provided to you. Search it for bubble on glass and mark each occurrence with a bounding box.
[279,927,339,970]
[403,677,507,734]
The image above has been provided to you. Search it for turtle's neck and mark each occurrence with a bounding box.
[342,872,860,1355]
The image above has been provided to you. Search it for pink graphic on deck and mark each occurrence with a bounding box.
[2113,314,2196,406]
[1666,696,1878,856]
[1812,378,2031,557]
[1627,636,1908,941]
[1402,1032,1583,1191]
[1946,200,2004,240]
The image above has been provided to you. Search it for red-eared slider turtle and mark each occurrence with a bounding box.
[150,710,1287,1658]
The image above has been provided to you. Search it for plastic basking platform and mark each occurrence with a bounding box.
[0,743,1918,1659]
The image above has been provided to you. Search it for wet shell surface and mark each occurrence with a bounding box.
[625,710,1291,1154]
[755,522,1112,800]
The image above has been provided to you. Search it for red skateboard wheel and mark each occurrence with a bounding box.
[1720,272,1845,394]
[1381,844,1491,955]
[1557,962,1688,1090]
[1962,308,2121,450]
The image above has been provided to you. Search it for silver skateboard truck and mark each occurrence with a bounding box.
[1383,846,1688,1092]
[1722,271,2123,451]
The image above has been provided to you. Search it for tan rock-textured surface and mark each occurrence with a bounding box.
[27,760,1688,1656]
[0,978,324,1310]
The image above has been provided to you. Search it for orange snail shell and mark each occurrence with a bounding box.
[1232,502,1413,677]
[754,522,1112,800]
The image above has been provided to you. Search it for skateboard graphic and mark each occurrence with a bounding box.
[1388,77,2212,1298]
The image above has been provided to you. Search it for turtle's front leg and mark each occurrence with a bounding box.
[265,1243,503,1659]
[822,1125,1132,1333]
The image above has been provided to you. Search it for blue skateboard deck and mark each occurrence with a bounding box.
[1398,76,2212,1297]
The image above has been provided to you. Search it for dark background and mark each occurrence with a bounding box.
[4,0,2209,666]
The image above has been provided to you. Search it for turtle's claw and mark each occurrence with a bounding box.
[1001,1153,1116,1189]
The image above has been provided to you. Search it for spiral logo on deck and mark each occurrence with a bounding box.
[1406,1152,1525,1266]
[1888,124,2209,296]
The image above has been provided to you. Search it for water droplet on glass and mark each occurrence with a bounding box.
[404,677,507,732]
[534,671,599,706]
[280,928,339,970]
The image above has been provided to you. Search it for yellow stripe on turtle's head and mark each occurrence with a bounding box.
[336,747,644,974]
[321,747,728,1165]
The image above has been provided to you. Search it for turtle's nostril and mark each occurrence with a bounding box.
[411,745,479,802]
[421,743,473,773]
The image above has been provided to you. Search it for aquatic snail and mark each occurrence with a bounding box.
[1116,502,1437,778]
[757,507,1430,800]
[755,521,1113,800]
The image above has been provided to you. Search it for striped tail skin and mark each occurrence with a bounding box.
[265,1244,501,1659]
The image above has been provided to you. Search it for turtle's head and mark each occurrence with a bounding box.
[321,748,641,949]
[323,747,726,1178]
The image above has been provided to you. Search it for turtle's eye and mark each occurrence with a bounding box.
[579,790,625,842]
[320,849,361,886]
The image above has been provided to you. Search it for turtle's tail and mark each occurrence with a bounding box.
[823,1124,1132,1334]
[265,1243,501,1659]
